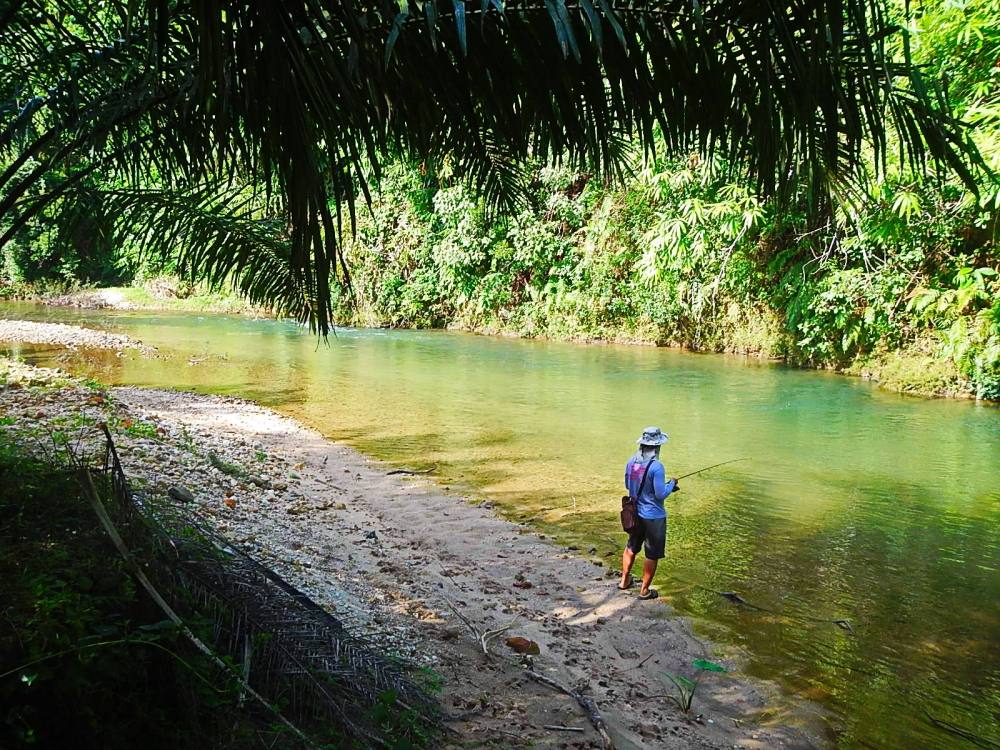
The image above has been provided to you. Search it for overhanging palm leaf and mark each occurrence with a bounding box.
[0,0,987,333]
[100,185,312,322]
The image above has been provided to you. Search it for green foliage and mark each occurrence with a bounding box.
[338,139,997,396]
[208,451,249,480]
[0,162,125,289]
[635,159,769,347]
[691,659,727,673]
[111,414,161,442]
[331,4,1000,397]
[664,673,698,713]
[910,0,1000,187]
[367,688,437,750]
[906,265,1000,398]
[663,659,727,713]
[0,436,287,749]
[783,267,902,365]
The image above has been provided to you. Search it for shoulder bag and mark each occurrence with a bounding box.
[620,460,655,533]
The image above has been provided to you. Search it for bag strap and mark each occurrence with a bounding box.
[634,459,656,499]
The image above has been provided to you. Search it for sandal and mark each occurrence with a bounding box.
[617,575,635,590]
[637,589,659,600]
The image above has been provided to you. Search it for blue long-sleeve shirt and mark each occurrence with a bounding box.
[625,455,676,520]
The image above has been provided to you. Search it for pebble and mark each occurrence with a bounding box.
[168,485,196,503]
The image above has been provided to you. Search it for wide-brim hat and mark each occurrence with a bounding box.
[636,426,668,446]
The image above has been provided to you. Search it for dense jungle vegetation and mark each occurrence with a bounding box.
[1,0,997,399]
[0,433,299,750]
[337,0,1000,399]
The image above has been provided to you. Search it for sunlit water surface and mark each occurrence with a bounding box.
[2,302,998,749]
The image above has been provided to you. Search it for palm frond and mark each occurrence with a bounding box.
[0,0,989,333]
[99,184,315,324]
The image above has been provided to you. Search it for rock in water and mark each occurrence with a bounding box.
[168,485,196,503]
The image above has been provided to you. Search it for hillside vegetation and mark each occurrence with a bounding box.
[2,0,998,399]
[334,0,1000,399]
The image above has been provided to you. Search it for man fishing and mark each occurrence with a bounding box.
[618,426,677,600]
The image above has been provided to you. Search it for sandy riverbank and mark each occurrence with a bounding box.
[0,318,155,353]
[0,355,824,749]
[26,282,272,317]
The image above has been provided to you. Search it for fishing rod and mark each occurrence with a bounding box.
[675,457,747,481]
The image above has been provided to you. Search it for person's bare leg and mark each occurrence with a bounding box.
[639,558,658,596]
[620,547,637,588]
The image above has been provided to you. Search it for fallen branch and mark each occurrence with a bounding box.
[480,619,517,655]
[443,597,479,636]
[708,587,854,633]
[626,651,655,670]
[525,670,614,750]
[78,469,317,748]
[543,725,584,733]
[387,466,436,476]
[443,596,517,656]
[924,710,1000,749]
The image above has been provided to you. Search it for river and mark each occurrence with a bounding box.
[2,302,998,749]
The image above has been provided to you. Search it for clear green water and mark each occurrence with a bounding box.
[3,303,998,748]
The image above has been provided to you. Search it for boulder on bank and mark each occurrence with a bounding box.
[168,485,196,503]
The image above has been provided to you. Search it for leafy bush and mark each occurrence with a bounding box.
[331,140,998,400]
[0,438,290,749]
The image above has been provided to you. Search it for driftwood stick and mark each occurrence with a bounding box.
[443,596,480,637]
[626,651,656,670]
[443,592,516,657]
[543,725,585,732]
[923,710,1000,749]
[387,466,436,475]
[480,618,518,655]
[526,670,615,750]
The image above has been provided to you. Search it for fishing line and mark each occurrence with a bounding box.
[607,457,854,632]
[674,457,748,481]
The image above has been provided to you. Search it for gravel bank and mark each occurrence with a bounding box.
[0,359,823,749]
[0,318,154,352]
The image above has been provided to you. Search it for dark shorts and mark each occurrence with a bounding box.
[626,516,667,560]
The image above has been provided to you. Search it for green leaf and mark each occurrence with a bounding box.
[544,0,569,58]
[594,0,625,47]
[692,659,727,673]
[552,0,581,62]
[385,11,410,68]
[425,1,439,49]
[578,0,603,51]
[452,0,466,54]
[673,674,696,689]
